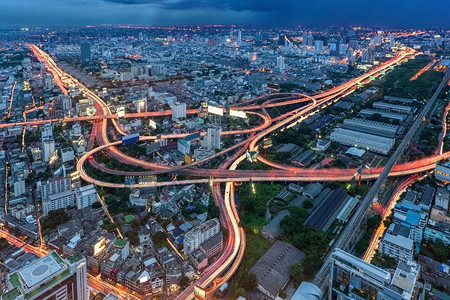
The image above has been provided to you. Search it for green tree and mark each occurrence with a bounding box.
[303,200,313,209]
[241,272,257,290]
[179,276,189,289]
[290,263,304,283]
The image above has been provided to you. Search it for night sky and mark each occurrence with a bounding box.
[1,0,449,28]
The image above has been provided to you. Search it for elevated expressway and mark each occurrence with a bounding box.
[30,45,442,298]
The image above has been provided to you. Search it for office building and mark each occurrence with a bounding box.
[435,162,450,183]
[330,128,395,155]
[80,42,91,64]
[75,184,97,210]
[40,177,72,200]
[361,49,375,64]
[314,40,324,54]
[276,56,286,72]
[44,74,55,90]
[177,139,190,155]
[330,249,419,300]
[434,187,450,212]
[61,147,75,163]
[42,189,75,216]
[42,137,55,162]
[61,95,72,112]
[379,233,414,263]
[14,179,26,197]
[2,252,87,300]
[184,218,220,254]
[203,126,221,150]
[172,101,186,121]
[41,123,53,140]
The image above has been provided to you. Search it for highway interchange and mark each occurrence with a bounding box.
[17,44,449,298]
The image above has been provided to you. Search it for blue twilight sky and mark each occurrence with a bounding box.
[0,0,449,28]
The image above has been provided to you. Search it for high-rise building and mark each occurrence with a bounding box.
[330,249,420,300]
[237,30,242,43]
[42,189,75,216]
[14,179,26,197]
[388,33,395,48]
[61,95,72,112]
[138,32,143,41]
[329,41,339,56]
[75,184,97,209]
[42,137,55,162]
[177,139,190,155]
[43,74,54,90]
[136,98,147,113]
[40,177,72,200]
[80,42,91,65]
[276,56,286,72]
[184,218,220,253]
[41,123,53,140]
[2,252,88,300]
[172,101,186,121]
[254,33,262,47]
[203,126,221,150]
[361,49,375,64]
[314,40,324,54]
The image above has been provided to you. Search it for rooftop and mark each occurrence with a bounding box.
[332,249,391,283]
[249,241,305,298]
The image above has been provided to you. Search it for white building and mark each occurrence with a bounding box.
[60,147,75,163]
[41,123,53,140]
[75,184,97,209]
[276,56,286,72]
[61,95,72,112]
[14,179,26,197]
[42,190,75,216]
[40,177,72,200]
[379,233,414,263]
[184,218,220,254]
[136,98,147,113]
[330,249,419,300]
[42,138,55,162]
[314,40,324,54]
[177,139,190,155]
[202,126,221,150]
[330,128,394,155]
[172,101,186,121]
[129,189,148,207]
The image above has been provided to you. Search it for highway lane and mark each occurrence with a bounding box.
[32,45,424,298]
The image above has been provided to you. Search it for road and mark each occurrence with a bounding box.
[29,45,430,298]
[313,70,449,290]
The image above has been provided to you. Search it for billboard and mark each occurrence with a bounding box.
[194,286,206,299]
[149,119,157,129]
[229,109,247,119]
[207,105,224,116]
[93,237,106,256]
[122,133,140,145]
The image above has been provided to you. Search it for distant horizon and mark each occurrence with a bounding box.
[1,24,448,31]
[1,0,449,28]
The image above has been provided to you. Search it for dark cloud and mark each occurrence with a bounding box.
[0,0,449,27]
[102,0,277,11]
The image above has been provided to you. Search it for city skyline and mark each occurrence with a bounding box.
[1,0,450,28]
